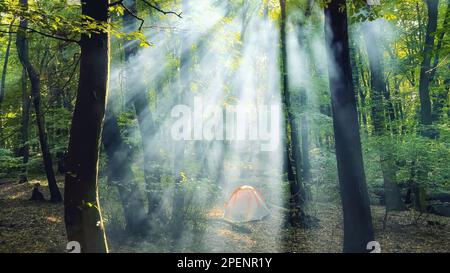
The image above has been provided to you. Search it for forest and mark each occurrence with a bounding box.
[0,0,449,253]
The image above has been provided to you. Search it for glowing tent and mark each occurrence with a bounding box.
[223,185,270,222]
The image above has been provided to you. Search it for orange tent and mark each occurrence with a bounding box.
[223,185,270,222]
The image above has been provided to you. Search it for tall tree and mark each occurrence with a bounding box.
[64,0,109,253]
[431,0,450,122]
[411,0,440,212]
[101,0,152,235]
[102,106,147,235]
[16,0,62,202]
[20,67,31,182]
[297,0,314,187]
[279,0,309,227]
[324,0,374,252]
[122,0,162,223]
[362,17,405,211]
[280,0,318,228]
[0,18,14,143]
[418,0,439,127]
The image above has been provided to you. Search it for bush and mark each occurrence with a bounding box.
[0,148,22,178]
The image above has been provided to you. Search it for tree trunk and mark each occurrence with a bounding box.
[324,0,375,252]
[0,21,13,105]
[0,19,15,146]
[279,0,310,227]
[418,0,439,126]
[300,90,311,184]
[382,84,397,133]
[413,0,440,212]
[102,106,147,235]
[431,0,450,122]
[362,18,405,211]
[392,78,405,134]
[123,0,162,219]
[16,0,62,203]
[296,2,313,186]
[64,0,109,253]
[20,68,31,182]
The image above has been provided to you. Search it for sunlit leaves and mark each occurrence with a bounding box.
[0,0,151,48]
[108,5,125,17]
[180,171,188,184]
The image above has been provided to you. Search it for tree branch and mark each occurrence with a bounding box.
[0,24,79,44]
[61,55,81,92]
[141,0,182,18]
[120,3,145,30]
[111,0,182,18]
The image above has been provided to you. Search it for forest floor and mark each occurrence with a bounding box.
[1,178,450,253]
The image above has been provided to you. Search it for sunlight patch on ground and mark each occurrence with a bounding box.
[207,207,224,218]
[46,216,62,223]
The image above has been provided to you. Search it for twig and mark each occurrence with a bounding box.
[0,25,79,44]
[61,55,81,92]
[141,0,182,18]
[426,54,449,74]
[119,2,145,30]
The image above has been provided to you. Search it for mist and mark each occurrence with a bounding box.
[102,0,345,252]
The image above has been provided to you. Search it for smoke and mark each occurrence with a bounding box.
[101,0,339,252]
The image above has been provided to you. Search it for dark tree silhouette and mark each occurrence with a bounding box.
[279,0,310,227]
[64,0,109,253]
[419,0,439,127]
[324,0,375,252]
[16,0,62,202]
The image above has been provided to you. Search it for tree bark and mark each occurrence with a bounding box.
[0,23,12,104]
[0,18,15,147]
[20,67,31,181]
[431,0,450,121]
[300,89,311,184]
[296,2,314,187]
[324,0,375,252]
[279,0,312,227]
[418,0,439,126]
[64,0,109,253]
[16,0,62,203]
[412,0,440,213]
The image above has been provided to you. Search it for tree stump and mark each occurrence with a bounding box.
[30,183,46,202]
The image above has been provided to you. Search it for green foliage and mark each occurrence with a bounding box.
[0,0,151,47]
[362,131,450,192]
[309,147,339,202]
[0,148,22,178]
[395,133,450,191]
[98,176,127,236]
[182,175,221,233]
